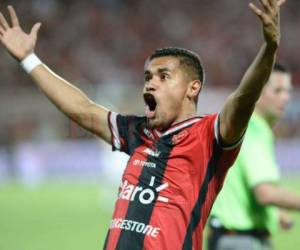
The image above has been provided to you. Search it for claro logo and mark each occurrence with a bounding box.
[143,148,161,157]
[118,177,169,204]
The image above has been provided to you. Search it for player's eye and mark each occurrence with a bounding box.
[145,74,152,82]
[160,73,169,81]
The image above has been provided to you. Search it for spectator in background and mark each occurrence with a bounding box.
[208,63,300,250]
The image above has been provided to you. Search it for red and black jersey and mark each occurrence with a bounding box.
[104,112,242,250]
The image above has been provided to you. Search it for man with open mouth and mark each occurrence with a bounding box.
[0,0,285,249]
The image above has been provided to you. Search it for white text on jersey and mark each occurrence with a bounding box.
[119,177,169,204]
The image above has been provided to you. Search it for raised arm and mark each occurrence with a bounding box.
[219,0,285,146]
[0,6,111,143]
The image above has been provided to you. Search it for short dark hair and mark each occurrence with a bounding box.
[273,62,289,73]
[149,47,205,83]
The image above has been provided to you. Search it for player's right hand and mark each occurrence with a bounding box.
[0,5,41,61]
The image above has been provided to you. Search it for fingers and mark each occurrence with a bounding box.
[0,5,20,32]
[30,22,42,39]
[257,0,277,14]
[7,5,19,27]
[277,0,286,7]
[260,0,272,11]
[266,0,275,6]
[259,0,285,11]
[0,12,10,30]
[256,0,284,14]
[249,0,283,21]
[0,25,3,41]
[0,26,4,35]
[249,3,265,21]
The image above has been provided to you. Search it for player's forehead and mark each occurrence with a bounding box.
[144,56,181,74]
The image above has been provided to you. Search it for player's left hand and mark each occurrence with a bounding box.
[249,0,286,49]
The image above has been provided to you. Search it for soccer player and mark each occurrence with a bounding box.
[207,63,300,250]
[0,1,284,249]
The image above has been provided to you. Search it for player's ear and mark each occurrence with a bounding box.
[187,80,202,100]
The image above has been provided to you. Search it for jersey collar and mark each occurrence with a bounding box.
[153,117,202,138]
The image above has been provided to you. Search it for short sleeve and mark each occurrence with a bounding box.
[198,113,244,195]
[214,114,245,150]
[108,112,146,155]
[199,114,243,171]
[239,131,280,188]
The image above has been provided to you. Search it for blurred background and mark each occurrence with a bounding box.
[0,0,299,249]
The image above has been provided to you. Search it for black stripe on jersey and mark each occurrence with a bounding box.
[115,134,174,250]
[182,139,222,250]
[116,115,147,154]
[103,231,110,250]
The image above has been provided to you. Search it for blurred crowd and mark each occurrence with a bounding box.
[0,0,300,146]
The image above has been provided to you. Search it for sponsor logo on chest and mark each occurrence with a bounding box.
[133,159,156,168]
[110,218,161,238]
[118,176,169,204]
[143,148,161,157]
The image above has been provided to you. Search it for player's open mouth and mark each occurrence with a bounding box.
[144,93,157,119]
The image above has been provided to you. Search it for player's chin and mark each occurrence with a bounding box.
[269,111,283,123]
[147,117,159,129]
[147,114,167,130]
[148,116,173,131]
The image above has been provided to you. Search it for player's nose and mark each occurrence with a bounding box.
[145,78,158,92]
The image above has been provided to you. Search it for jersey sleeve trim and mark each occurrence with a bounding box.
[108,111,122,151]
[214,114,245,150]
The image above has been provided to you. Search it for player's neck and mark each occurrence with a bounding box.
[172,106,198,127]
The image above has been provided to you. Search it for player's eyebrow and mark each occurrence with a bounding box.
[144,70,151,76]
[157,67,171,74]
[144,67,171,75]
